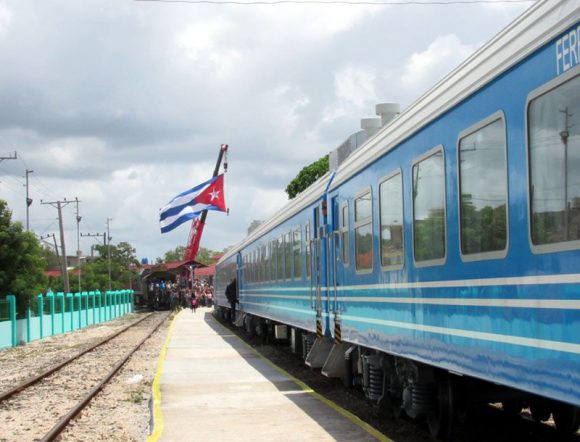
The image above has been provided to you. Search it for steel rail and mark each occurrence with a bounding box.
[40,313,169,442]
[0,313,153,402]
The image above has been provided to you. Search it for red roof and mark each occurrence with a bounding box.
[194,264,215,276]
[45,269,80,277]
[165,260,195,270]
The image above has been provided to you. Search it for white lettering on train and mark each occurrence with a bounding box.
[556,25,580,75]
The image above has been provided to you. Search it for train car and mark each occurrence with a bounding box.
[215,1,579,437]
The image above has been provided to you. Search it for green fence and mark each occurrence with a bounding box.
[0,290,134,348]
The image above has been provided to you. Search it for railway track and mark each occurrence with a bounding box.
[0,311,170,441]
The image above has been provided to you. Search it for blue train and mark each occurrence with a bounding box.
[216,1,579,437]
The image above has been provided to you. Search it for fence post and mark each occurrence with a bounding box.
[67,294,74,331]
[37,294,44,339]
[84,292,88,326]
[89,291,95,324]
[130,290,134,312]
[7,295,16,347]
[26,304,31,343]
[57,292,65,334]
[73,293,80,330]
[96,290,102,323]
[47,292,55,336]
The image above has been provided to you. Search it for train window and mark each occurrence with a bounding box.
[264,244,270,282]
[260,245,265,283]
[284,232,292,279]
[277,236,284,280]
[293,227,302,279]
[305,222,311,279]
[529,71,580,250]
[251,250,256,283]
[413,148,447,265]
[340,202,350,266]
[271,240,277,281]
[379,171,404,269]
[459,114,508,259]
[355,189,373,272]
[243,255,247,284]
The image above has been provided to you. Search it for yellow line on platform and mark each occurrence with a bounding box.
[210,316,392,442]
[147,312,178,442]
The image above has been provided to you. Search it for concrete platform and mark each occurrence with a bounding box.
[150,308,387,442]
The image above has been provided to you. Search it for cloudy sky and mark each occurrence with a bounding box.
[0,0,531,263]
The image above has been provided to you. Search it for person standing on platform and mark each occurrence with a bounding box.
[225,277,238,322]
[191,295,198,313]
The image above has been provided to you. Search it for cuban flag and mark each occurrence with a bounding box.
[159,174,227,234]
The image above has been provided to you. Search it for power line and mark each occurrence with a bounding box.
[136,0,534,4]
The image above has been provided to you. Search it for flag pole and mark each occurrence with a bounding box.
[184,144,228,261]
[200,144,228,226]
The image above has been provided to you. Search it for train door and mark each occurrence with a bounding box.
[330,197,346,341]
[310,205,325,337]
[236,252,243,304]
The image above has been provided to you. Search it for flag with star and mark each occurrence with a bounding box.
[159,174,227,234]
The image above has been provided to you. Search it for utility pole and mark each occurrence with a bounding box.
[74,198,82,292]
[25,169,33,231]
[107,218,113,291]
[0,151,17,163]
[40,233,61,271]
[41,199,74,293]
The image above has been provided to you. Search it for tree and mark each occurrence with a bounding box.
[160,245,217,265]
[285,155,329,199]
[163,246,186,263]
[195,247,216,265]
[41,244,61,269]
[0,200,47,310]
[50,241,140,293]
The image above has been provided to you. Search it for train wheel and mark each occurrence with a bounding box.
[553,403,580,434]
[427,376,454,439]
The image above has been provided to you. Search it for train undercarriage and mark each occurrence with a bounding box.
[216,306,580,440]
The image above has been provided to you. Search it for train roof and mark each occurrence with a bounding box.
[218,0,578,265]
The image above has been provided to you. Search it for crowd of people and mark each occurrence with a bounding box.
[149,278,214,311]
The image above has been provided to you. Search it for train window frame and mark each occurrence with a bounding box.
[270,239,277,282]
[457,111,509,262]
[284,231,292,280]
[340,201,350,267]
[526,67,580,254]
[293,226,302,280]
[305,221,311,280]
[379,169,405,271]
[354,187,374,274]
[412,145,448,268]
[260,244,266,284]
[276,235,284,282]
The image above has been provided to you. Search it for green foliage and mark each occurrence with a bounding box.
[163,246,186,263]
[460,196,507,254]
[285,155,329,199]
[0,200,47,308]
[160,245,217,265]
[41,245,61,269]
[195,247,215,265]
[49,241,139,293]
[413,209,446,262]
